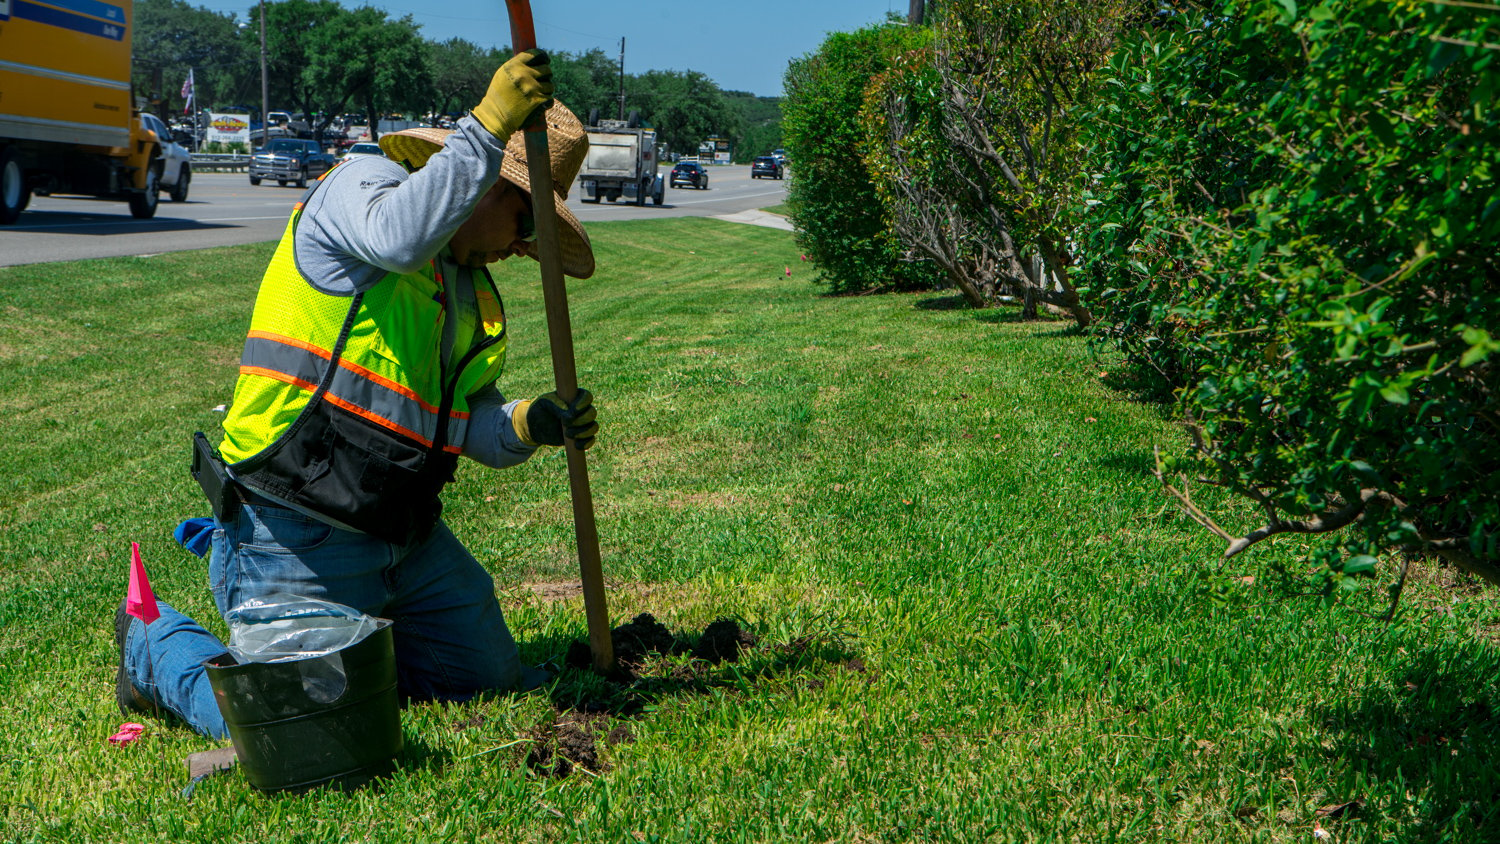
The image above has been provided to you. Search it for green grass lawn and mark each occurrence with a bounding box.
[1,218,1497,842]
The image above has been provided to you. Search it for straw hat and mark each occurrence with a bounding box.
[380,101,595,279]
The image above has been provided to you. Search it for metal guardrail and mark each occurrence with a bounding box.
[190,153,252,172]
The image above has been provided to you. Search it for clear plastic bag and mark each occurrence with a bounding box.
[226,593,382,665]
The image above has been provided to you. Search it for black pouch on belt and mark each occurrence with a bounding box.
[192,431,242,522]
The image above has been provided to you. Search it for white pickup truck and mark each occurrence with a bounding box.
[577,118,664,206]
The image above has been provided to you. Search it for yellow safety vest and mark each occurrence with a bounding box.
[219,184,508,543]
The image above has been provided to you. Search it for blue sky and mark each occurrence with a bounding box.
[193,1,904,97]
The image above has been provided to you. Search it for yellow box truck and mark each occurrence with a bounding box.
[0,0,164,223]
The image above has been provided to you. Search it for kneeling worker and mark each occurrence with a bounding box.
[113,50,598,738]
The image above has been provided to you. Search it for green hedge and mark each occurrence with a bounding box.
[782,24,943,295]
[1078,0,1499,587]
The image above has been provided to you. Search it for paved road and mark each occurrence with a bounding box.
[0,166,790,267]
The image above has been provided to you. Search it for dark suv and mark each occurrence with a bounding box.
[670,160,708,190]
[249,138,336,188]
[751,156,784,180]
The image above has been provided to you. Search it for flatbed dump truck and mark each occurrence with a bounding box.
[0,0,165,223]
[578,117,664,206]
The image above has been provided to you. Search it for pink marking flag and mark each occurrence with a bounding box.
[126,542,160,625]
[109,722,146,747]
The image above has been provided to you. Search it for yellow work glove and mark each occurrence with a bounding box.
[472,49,554,143]
[513,390,598,451]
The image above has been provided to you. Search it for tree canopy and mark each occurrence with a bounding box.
[131,0,779,156]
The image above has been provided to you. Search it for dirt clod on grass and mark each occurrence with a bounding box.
[564,613,757,671]
[691,618,759,663]
[530,616,860,777]
[450,712,486,732]
[525,712,620,778]
[611,612,685,663]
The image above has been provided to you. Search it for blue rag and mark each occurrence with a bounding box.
[174,517,217,558]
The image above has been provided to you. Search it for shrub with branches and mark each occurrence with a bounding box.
[1078,0,1499,595]
[859,0,1145,323]
[782,24,944,295]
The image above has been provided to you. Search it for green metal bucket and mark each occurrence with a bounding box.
[205,619,401,793]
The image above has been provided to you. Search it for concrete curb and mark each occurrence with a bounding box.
[711,209,795,232]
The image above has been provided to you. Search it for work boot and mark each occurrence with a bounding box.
[114,601,155,715]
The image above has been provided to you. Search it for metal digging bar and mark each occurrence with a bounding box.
[504,0,615,674]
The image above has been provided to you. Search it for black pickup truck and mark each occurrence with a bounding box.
[249,138,336,188]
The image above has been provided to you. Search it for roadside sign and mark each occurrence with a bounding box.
[207,113,250,145]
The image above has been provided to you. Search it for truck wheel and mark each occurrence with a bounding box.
[128,160,162,219]
[277,179,287,187]
[295,168,308,189]
[0,147,30,225]
[250,174,262,185]
[653,185,664,206]
[626,110,640,128]
[170,165,191,202]
[587,108,599,127]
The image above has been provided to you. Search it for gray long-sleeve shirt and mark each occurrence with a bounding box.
[290,115,535,470]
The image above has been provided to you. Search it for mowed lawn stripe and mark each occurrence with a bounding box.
[0,217,1495,841]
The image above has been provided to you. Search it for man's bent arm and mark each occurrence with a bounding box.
[294,116,507,294]
[463,387,538,469]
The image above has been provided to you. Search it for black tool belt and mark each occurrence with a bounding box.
[227,399,455,546]
[192,431,245,522]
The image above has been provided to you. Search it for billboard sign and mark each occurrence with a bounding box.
[207,113,250,145]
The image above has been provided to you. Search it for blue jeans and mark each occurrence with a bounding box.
[121,498,543,738]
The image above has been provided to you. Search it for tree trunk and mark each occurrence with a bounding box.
[1036,237,1092,328]
[948,267,989,308]
[1020,253,1041,319]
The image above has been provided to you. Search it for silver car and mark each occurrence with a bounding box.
[141,112,192,202]
[341,142,385,160]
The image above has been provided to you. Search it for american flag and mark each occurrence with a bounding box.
[180,69,195,115]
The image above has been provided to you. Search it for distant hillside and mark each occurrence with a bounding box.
[724,90,784,163]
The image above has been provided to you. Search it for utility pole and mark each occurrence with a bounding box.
[909,0,925,25]
[617,37,625,121]
[259,0,269,147]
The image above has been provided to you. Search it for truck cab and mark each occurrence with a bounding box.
[248,138,335,188]
[0,0,166,223]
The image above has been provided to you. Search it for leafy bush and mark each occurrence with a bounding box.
[782,24,943,295]
[1079,1,1499,588]
[859,0,1138,321]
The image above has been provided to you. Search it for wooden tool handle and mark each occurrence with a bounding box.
[506,0,614,673]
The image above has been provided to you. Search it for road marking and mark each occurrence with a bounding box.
[0,213,288,230]
[3,219,129,230]
[198,215,290,222]
[608,188,787,208]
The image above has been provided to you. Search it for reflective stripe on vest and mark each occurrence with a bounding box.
[219,175,507,467]
[240,330,472,453]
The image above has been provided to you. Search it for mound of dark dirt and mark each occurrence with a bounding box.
[565,613,760,671]
[564,612,685,674]
[526,712,610,778]
[691,619,759,664]
[611,612,685,663]
[532,617,862,778]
